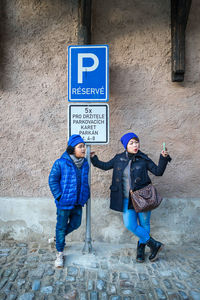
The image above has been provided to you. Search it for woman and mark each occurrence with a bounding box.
[49,134,90,268]
[91,132,171,262]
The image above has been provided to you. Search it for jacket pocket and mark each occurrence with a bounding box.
[109,185,118,192]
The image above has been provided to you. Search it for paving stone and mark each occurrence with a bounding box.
[0,278,8,289]
[18,292,35,300]
[111,272,118,283]
[3,269,12,277]
[26,256,39,263]
[189,291,200,300]
[79,268,85,277]
[19,248,28,256]
[174,281,186,290]
[88,270,97,280]
[32,279,41,291]
[17,279,26,288]
[119,281,134,288]
[41,286,53,294]
[121,289,134,296]
[110,296,121,300]
[155,288,167,300]
[151,277,159,286]
[100,261,109,269]
[167,291,181,300]
[99,292,108,300]
[16,243,28,248]
[90,291,98,300]
[120,256,131,264]
[7,293,18,300]
[178,290,189,299]
[138,273,149,281]
[88,279,94,290]
[79,292,87,300]
[163,279,173,289]
[98,270,109,281]
[18,270,28,279]
[46,267,55,276]
[97,279,106,291]
[38,249,47,254]
[65,276,76,282]
[67,266,78,276]
[0,292,6,300]
[107,284,116,294]
[29,267,45,279]
[119,272,129,280]
[65,289,77,300]
[3,281,12,294]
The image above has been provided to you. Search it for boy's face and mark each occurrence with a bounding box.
[127,138,140,154]
[74,143,86,158]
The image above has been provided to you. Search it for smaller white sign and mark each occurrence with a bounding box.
[68,104,109,144]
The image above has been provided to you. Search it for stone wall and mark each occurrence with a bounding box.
[0,0,200,243]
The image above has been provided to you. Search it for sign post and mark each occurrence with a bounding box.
[68,45,109,254]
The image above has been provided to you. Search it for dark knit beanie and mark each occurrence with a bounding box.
[120,132,139,149]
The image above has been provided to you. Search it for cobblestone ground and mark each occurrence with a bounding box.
[0,240,200,300]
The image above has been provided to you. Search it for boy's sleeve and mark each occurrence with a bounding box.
[48,160,62,200]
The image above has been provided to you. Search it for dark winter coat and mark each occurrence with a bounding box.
[49,151,90,210]
[91,150,171,212]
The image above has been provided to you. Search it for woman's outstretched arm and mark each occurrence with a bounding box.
[90,152,116,171]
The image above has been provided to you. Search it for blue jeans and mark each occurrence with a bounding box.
[56,206,82,252]
[123,198,151,244]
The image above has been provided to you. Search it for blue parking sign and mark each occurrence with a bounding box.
[68,45,109,102]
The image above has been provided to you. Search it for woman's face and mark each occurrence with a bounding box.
[127,138,140,154]
[74,143,86,158]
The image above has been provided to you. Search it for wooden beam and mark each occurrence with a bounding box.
[78,0,92,44]
[171,0,192,82]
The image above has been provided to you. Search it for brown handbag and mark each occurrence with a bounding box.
[128,160,163,213]
[129,184,163,213]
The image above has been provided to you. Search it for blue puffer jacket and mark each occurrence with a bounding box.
[48,151,90,209]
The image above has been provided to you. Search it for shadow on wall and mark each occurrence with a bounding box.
[0,0,78,91]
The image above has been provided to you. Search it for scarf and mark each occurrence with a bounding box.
[70,155,84,169]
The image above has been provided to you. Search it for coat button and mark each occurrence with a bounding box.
[117,167,121,171]
[116,178,120,182]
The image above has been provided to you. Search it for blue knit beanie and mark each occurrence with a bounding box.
[68,134,85,147]
[120,132,139,149]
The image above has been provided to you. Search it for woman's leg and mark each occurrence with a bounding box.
[138,211,151,244]
[123,198,150,243]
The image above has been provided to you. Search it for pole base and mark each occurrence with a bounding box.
[82,240,95,254]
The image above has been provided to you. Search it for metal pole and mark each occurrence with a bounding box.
[78,0,93,254]
[82,145,93,253]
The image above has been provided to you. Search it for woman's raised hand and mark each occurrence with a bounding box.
[90,151,96,158]
[161,147,169,158]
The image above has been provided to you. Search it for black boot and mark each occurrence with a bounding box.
[146,237,164,262]
[136,241,146,263]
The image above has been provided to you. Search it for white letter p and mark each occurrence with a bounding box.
[78,53,99,84]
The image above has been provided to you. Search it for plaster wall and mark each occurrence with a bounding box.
[0,0,200,243]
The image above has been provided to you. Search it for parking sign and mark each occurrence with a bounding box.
[68,45,109,102]
[68,104,109,144]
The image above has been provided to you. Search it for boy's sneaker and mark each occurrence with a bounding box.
[55,252,64,268]
[48,236,56,244]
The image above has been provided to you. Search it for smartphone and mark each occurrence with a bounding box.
[162,142,166,151]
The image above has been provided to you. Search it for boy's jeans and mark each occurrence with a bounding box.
[56,206,82,252]
[123,198,151,244]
